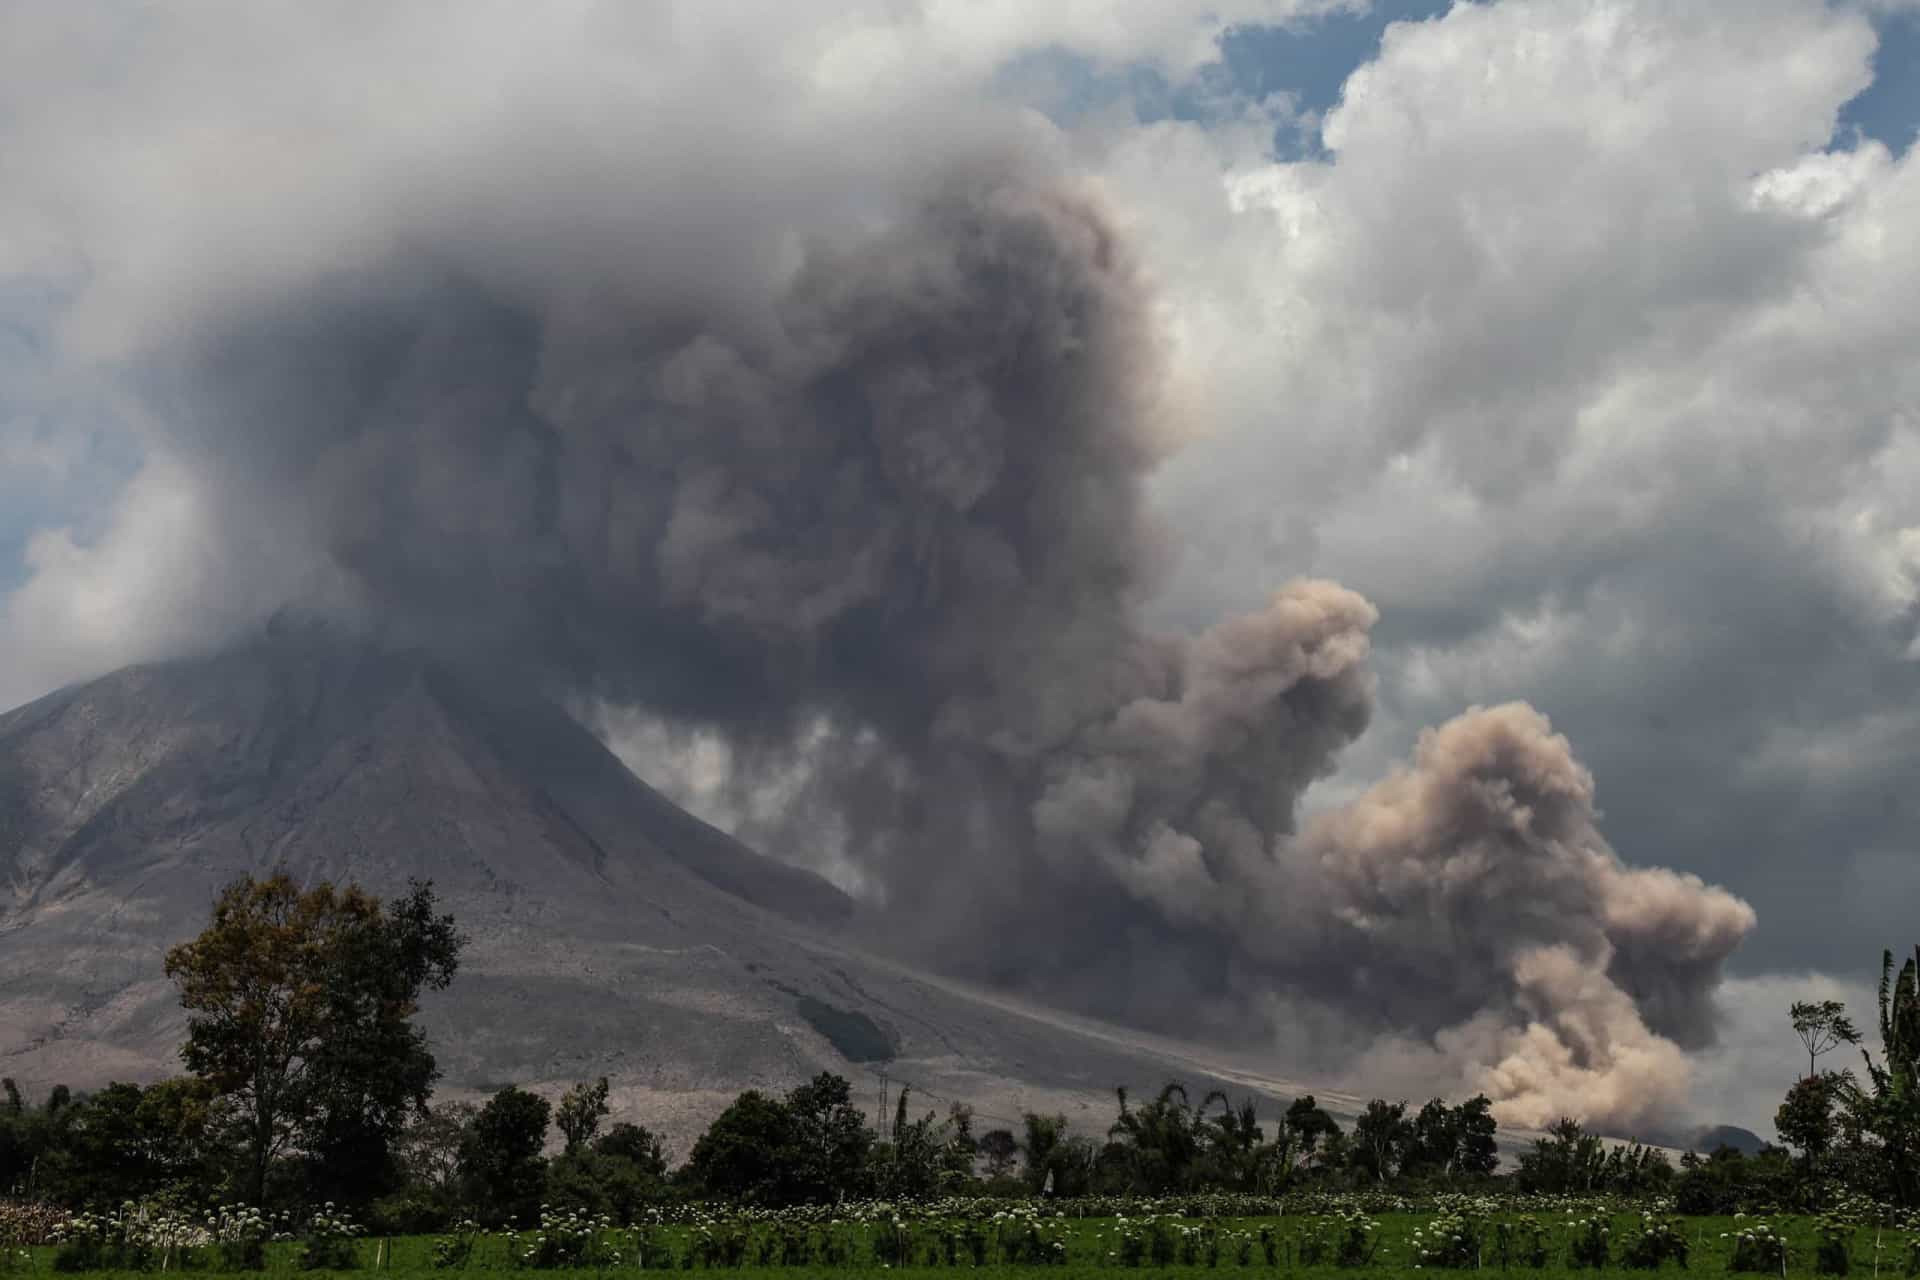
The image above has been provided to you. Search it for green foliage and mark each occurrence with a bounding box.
[1410,1199,1484,1267]
[1728,1218,1790,1272]
[505,1207,621,1269]
[681,1074,871,1207]
[1518,1119,1607,1194]
[555,1079,610,1156]
[1567,1212,1610,1269]
[1794,1001,1863,1080]
[296,1204,363,1270]
[164,874,462,1206]
[1813,1211,1855,1275]
[1619,1207,1689,1269]
[458,1088,551,1228]
[1349,1101,1411,1185]
[1494,1213,1551,1269]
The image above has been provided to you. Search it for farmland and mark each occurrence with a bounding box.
[5,1195,1917,1278]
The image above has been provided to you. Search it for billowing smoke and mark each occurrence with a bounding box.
[9,10,1753,1132]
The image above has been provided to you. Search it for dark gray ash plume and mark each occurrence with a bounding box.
[48,87,1750,1131]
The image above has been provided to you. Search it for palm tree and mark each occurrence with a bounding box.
[1108,1082,1204,1193]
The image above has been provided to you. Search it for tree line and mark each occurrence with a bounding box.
[5,874,1918,1225]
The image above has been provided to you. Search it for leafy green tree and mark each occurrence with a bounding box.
[546,1148,659,1223]
[164,874,461,1204]
[872,1086,951,1198]
[1861,947,1920,1203]
[681,1089,795,1204]
[458,1086,551,1226]
[1456,1095,1499,1176]
[557,1077,611,1154]
[977,1128,1019,1181]
[1020,1113,1066,1192]
[1777,1070,1847,1171]
[1201,1093,1268,1191]
[1283,1095,1341,1171]
[1406,1098,1459,1179]
[1019,1112,1095,1196]
[1107,1083,1207,1192]
[1351,1100,1414,1183]
[596,1122,668,1180]
[47,1079,224,1206]
[784,1073,872,1201]
[1793,1000,1861,1080]
[942,1102,978,1184]
[1515,1117,1607,1193]
[395,1100,476,1196]
[0,1082,81,1201]
[1404,1095,1499,1179]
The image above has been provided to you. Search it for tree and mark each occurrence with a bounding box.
[1776,1071,1846,1171]
[1404,1095,1499,1180]
[1515,1117,1607,1193]
[1351,1100,1413,1183]
[458,1086,551,1226]
[1108,1083,1206,1193]
[1201,1093,1267,1191]
[784,1073,872,1202]
[1019,1112,1095,1196]
[681,1090,795,1205]
[978,1128,1019,1181]
[596,1123,668,1180]
[395,1100,476,1195]
[1860,947,1920,1203]
[557,1077,611,1154]
[1406,1098,1459,1179]
[1282,1096,1341,1172]
[546,1122,669,1222]
[164,874,462,1204]
[1793,1000,1861,1080]
[50,1078,224,1207]
[1021,1113,1066,1192]
[1456,1095,1499,1176]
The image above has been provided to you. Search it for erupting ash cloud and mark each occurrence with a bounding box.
[7,10,1754,1133]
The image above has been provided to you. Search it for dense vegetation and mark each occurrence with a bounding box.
[7,875,1920,1270]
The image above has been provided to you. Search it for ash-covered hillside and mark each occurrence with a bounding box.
[0,622,1320,1151]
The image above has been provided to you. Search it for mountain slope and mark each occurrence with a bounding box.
[0,625,1324,1151]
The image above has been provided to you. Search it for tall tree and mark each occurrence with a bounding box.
[1108,1083,1206,1193]
[977,1128,1019,1181]
[1776,1071,1845,1172]
[164,874,462,1203]
[784,1073,872,1202]
[1861,947,1920,1203]
[1793,1000,1861,1080]
[557,1077,611,1154]
[458,1086,551,1226]
[1455,1095,1500,1176]
[1351,1100,1413,1183]
[1282,1095,1340,1172]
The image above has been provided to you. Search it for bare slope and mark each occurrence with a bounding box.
[0,625,1320,1152]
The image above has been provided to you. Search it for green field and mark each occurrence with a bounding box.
[8,1211,1906,1279]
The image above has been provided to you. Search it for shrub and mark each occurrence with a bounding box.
[1728,1220,1788,1273]
[1412,1205,1485,1268]
[1495,1215,1551,1269]
[1620,1211,1689,1270]
[1568,1213,1611,1269]
[1815,1214,1855,1276]
[296,1205,361,1271]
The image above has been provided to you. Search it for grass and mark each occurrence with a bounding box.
[5,1211,1905,1278]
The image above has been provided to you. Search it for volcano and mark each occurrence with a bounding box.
[0,622,1335,1150]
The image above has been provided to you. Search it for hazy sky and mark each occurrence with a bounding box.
[2,0,1916,1134]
